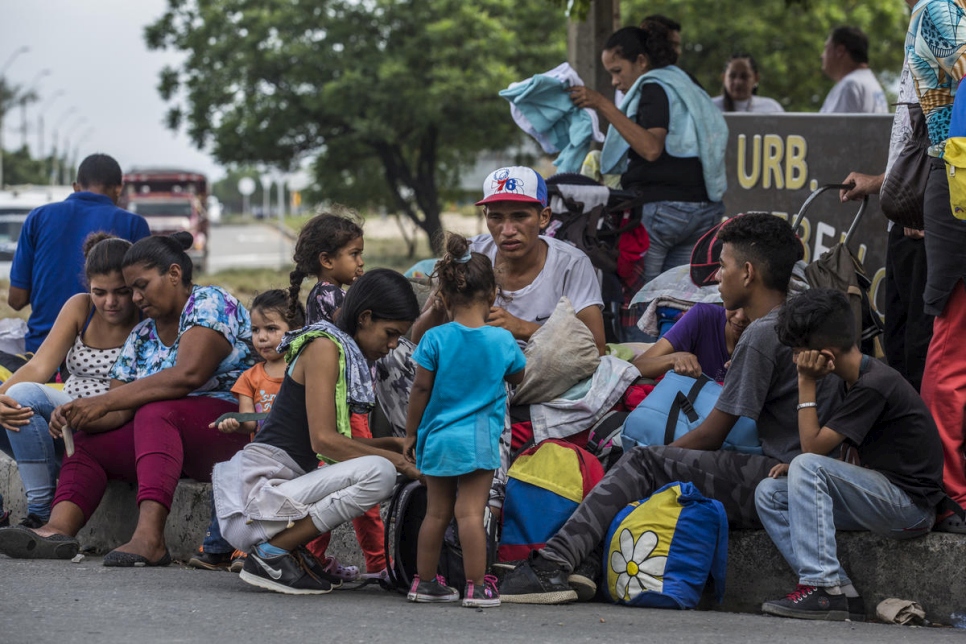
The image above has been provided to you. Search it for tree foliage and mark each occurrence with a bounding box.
[145,0,566,248]
[621,0,908,111]
[1,146,48,186]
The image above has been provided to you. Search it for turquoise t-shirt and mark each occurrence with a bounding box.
[412,323,526,477]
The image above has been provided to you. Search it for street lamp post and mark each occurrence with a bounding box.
[37,89,64,162]
[0,47,29,77]
[20,69,50,149]
[0,45,31,189]
[276,174,287,267]
[61,117,87,184]
[259,173,273,219]
[50,105,77,184]
[71,126,95,181]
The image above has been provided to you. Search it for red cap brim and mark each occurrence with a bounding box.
[475,193,546,207]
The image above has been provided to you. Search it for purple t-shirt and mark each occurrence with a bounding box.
[662,303,729,382]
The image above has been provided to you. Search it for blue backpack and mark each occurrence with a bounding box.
[603,481,727,609]
[621,372,762,454]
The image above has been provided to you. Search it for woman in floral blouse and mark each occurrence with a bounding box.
[0,232,252,567]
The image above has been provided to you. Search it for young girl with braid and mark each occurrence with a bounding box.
[287,211,387,582]
[404,233,526,607]
[288,211,365,327]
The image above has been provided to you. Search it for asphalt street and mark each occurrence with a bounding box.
[1,556,962,644]
[207,223,294,273]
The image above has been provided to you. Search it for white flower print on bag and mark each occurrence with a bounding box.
[610,528,668,601]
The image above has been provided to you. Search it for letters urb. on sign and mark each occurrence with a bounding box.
[722,113,893,315]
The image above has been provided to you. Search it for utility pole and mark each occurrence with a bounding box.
[568,1,620,125]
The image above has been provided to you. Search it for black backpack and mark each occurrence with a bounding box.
[383,479,499,595]
[585,410,629,471]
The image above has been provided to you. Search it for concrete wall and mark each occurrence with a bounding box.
[0,454,365,569]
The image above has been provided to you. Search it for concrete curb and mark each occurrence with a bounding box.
[3,454,964,621]
[0,455,364,569]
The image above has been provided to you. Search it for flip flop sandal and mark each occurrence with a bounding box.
[0,526,79,559]
[103,548,173,567]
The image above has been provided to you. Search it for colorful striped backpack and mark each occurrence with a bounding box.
[603,481,727,609]
[498,439,605,562]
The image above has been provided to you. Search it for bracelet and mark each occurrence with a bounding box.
[797,402,818,411]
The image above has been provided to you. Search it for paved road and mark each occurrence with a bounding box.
[207,223,294,273]
[1,556,960,644]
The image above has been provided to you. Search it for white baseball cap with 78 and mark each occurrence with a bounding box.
[475,166,548,207]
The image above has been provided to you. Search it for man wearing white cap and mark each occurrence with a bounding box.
[413,166,605,353]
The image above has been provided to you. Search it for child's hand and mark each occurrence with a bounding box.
[396,456,422,482]
[403,435,417,464]
[769,463,789,478]
[792,349,835,380]
[211,418,241,433]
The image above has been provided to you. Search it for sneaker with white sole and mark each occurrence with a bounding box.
[239,546,335,595]
[463,575,501,608]
[407,574,460,603]
[499,552,577,605]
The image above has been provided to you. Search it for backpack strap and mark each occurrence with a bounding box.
[662,376,710,445]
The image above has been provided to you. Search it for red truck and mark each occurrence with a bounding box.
[120,167,209,273]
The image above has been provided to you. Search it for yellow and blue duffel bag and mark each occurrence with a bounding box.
[603,481,727,609]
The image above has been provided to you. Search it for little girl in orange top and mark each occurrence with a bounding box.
[187,290,305,571]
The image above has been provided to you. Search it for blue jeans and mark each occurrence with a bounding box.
[755,453,934,588]
[0,383,70,520]
[202,489,234,554]
[639,200,724,284]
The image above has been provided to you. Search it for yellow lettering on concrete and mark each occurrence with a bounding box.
[785,135,808,190]
[737,134,761,189]
[763,135,784,190]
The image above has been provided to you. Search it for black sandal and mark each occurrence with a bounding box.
[0,525,79,559]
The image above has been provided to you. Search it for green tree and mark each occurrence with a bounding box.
[620,0,908,111]
[145,0,566,249]
[1,79,39,188]
[212,167,264,215]
[2,146,48,186]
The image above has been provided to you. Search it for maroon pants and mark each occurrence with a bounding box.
[54,397,247,522]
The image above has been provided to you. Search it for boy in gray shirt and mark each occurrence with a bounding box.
[499,213,840,604]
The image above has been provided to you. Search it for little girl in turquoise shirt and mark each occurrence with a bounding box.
[404,233,526,608]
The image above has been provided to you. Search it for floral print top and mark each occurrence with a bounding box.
[306,281,345,325]
[110,285,253,402]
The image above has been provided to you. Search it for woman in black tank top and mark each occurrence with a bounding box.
[214,269,422,596]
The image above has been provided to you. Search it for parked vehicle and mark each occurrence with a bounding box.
[0,186,73,279]
[120,168,209,273]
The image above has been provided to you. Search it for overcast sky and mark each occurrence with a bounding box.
[2,0,223,180]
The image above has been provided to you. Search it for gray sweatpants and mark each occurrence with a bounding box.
[540,445,780,573]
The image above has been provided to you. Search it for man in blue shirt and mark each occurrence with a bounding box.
[8,154,151,352]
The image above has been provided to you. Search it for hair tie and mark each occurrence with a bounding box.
[456,251,472,264]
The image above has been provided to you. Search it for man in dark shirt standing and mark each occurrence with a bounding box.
[9,153,150,352]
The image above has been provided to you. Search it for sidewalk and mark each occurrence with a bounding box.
[4,453,966,625]
[2,556,963,644]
